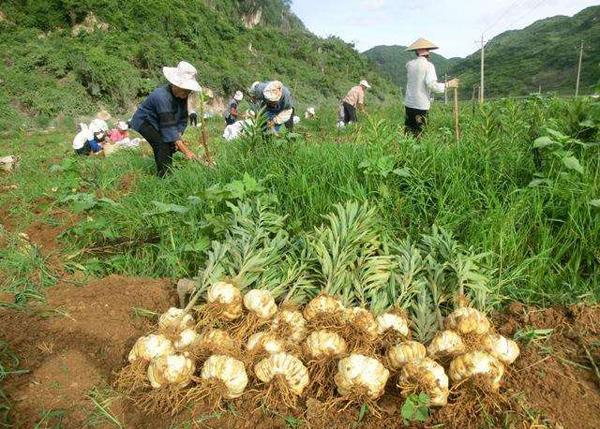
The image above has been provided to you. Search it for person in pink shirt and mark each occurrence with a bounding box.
[107,121,130,142]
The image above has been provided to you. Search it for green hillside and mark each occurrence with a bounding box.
[451,6,600,98]
[0,0,398,130]
[363,45,459,89]
[363,6,600,99]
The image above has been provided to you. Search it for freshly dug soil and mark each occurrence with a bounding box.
[1,280,599,429]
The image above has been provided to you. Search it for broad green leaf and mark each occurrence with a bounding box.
[546,128,567,141]
[146,201,189,215]
[590,199,600,207]
[528,178,552,187]
[533,136,556,149]
[392,167,411,177]
[562,156,584,174]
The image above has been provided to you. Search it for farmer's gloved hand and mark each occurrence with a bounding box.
[446,79,459,89]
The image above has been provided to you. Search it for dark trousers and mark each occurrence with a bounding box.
[284,107,295,131]
[342,102,357,124]
[225,115,236,125]
[189,113,198,127]
[74,141,92,156]
[405,107,428,137]
[138,121,176,177]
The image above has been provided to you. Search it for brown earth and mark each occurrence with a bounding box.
[1,280,599,429]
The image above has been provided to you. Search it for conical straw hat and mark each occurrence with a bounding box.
[406,38,439,51]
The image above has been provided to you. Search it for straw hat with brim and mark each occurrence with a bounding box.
[360,80,372,89]
[263,81,283,102]
[406,38,439,51]
[163,61,201,92]
[234,91,244,101]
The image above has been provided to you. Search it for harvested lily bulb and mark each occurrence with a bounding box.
[201,355,248,399]
[304,330,347,359]
[128,334,174,363]
[271,310,307,343]
[334,354,389,400]
[158,307,194,333]
[303,294,345,321]
[387,341,427,370]
[247,332,285,354]
[197,329,236,351]
[147,354,195,389]
[243,289,278,319]
[344,308,379,339]
[482,334,520,365]
[376,312,410,337]
[444,307,491,336]
[427,330,466,359]
[254,353,310,396]
[174,328,200,351]
[399,357,449,406]
[206,281,243,320]
[449,351,505,390]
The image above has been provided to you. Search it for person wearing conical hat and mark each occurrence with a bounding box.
[248,80,295,132]
[341,80,371,125]
[130,61,199,177]
[224,91,244,126]
[404,38,458,137]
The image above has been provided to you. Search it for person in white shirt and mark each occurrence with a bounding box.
[404,38,458,137]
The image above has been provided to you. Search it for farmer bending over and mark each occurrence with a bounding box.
[404,38,458,138]
[249,81,295,132]
[72,119,107,156]
[224,91,244,125]
[341,80,371,125]
[131,61,198,177]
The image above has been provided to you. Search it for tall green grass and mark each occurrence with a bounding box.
[0,96,598,305]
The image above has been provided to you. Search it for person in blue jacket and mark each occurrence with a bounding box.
[131,61,199,177]
[249,80,295,132]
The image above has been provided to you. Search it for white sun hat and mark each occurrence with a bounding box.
[360,80,372,89]
[249,81,261,95]
[89,118,108,133]
[117,121,129,131]
[263,81,283,102]
[162,61,201,92]
[234,90,244,101]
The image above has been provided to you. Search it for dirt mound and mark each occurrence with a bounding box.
[1,275,174,428]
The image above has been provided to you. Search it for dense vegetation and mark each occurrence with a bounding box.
[365,6,600,98]
[0,0,398,131]
[363,45,460,89]
[1,95,598,309]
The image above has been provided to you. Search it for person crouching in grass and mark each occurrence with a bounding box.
[130,61,198,177]
[72,120,107,156]
[249,80,295,132]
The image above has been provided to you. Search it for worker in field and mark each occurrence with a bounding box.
[224,91,244,125]
[404,38,458,138]
[249,80,295,132]
[130,61,198,177]
[72,119,107,156]
[341,80,371,126]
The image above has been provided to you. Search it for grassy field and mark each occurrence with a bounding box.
[1,95,598,306]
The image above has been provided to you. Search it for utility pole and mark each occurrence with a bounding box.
[575,41,584,97]
[479,35,486,104]
[444,74,448,105]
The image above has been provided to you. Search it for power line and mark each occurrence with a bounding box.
[482,0,524,37]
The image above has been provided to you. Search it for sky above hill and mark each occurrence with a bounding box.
[291,0,598,58]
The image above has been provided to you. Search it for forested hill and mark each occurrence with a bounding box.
[363,46,460,89]
[363,6,600,98]
[451,6,600,98]
[0,0,397,130]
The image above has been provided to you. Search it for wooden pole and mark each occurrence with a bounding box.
[198,90,213,166]
[453,87,460,142]
[479,35,485,104]
[575,41,584,97]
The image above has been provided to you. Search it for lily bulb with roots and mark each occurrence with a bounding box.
[344,307,380,340]
[200,355,249,399]
[482,333,520,365]
[449,351,505,390]
[271,309,307,343]
[243,289,278,319]
[398,357,449,406]
[376,312,410,337]
[304,330,348,359]
[444,307,491,336]
[206,281,243,320]
[387,341,427,370]
[158,307,195,334]
[303,294,345,321]
[254,352,310,396]
[334,354,389,400]
[147,354,196,389]
[246,332,285,354]
[128,334,175,363]
[427,330,466,359]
